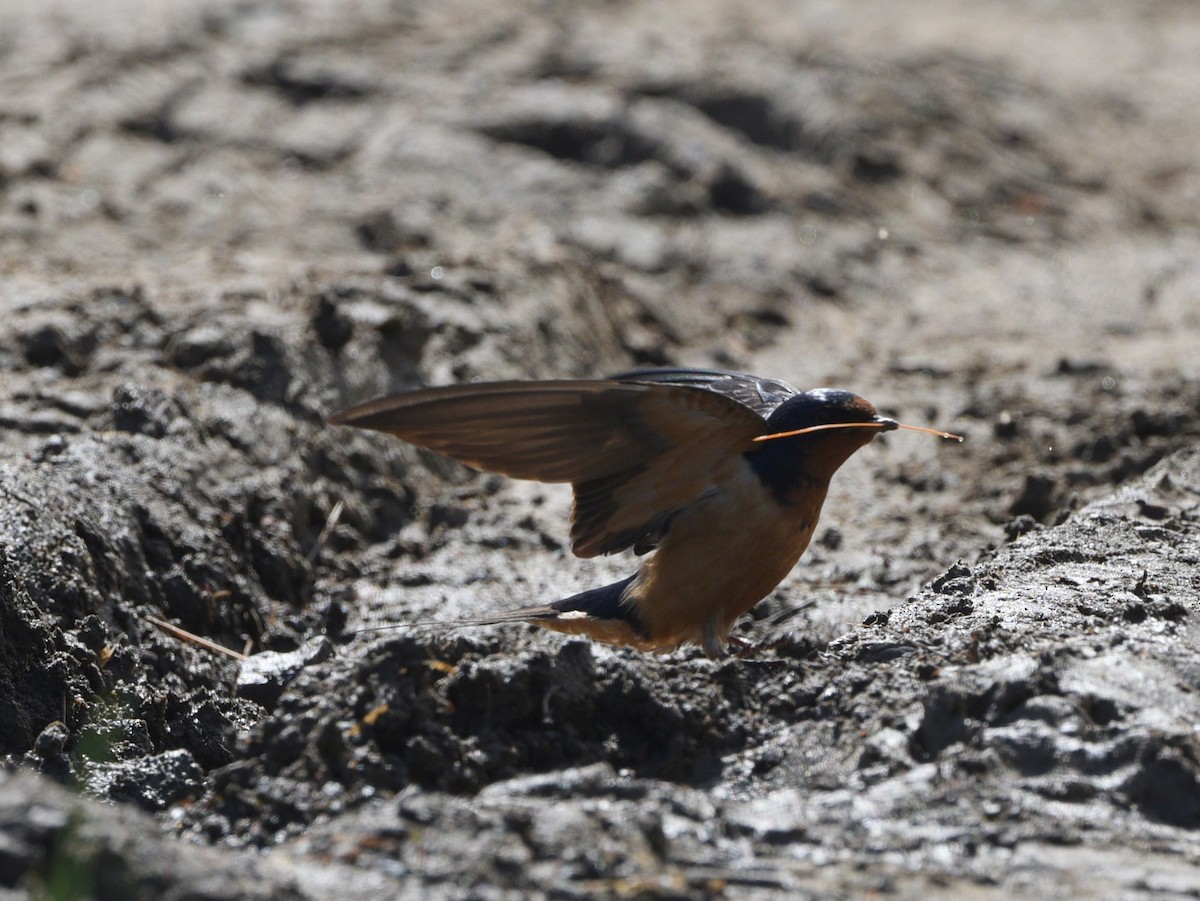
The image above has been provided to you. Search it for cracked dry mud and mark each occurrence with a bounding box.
[2,1,1200,898]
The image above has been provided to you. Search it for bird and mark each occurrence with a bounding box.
[329,367,961,658]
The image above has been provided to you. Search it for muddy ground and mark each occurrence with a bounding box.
[2,0,1200,897]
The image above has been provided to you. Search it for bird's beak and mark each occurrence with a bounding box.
[875,417,900,432]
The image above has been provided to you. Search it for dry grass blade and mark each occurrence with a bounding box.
[146,615,248,661]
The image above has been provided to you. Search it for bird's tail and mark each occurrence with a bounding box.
[344,575,646,645]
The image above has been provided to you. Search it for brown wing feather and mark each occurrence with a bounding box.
[331,379,767,556]
[331,380,765,484]
[333,381,655,482]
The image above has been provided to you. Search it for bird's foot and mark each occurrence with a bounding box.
[725,634,792,660]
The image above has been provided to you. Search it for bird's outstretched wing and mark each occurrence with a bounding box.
[330,370,784,557]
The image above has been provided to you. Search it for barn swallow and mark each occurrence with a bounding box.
[330,368,961,658]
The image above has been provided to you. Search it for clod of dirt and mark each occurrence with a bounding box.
[236,637,336,709]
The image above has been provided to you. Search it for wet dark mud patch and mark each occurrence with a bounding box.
[185,635,786,845]
[159,444,1200,880]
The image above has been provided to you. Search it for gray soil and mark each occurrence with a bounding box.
[2,0,1200,898]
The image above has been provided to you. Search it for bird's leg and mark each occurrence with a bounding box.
[701,616,727,659]
[705,618,787,659]
[727,600,818,658]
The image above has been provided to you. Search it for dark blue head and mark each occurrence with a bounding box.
[746,389,894,501]
[765,389,884,433]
